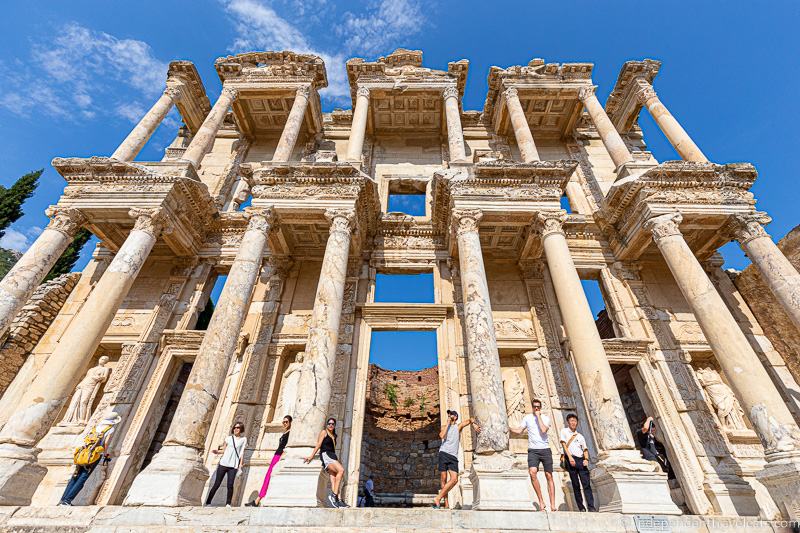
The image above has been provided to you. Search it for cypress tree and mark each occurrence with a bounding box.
[0,169,42,238]
[44,229,93,281]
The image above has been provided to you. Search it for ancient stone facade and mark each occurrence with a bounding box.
[0,48,799,526]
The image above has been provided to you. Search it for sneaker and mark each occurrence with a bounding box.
[226,504,231,508]
[327,491,339,508]
[244,500,258,507]
[336,495,349,508]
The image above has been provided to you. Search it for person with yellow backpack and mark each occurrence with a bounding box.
[58,410,121,506]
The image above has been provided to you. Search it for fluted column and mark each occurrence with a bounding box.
[273,86,311,163]
[111,85,183,162]
[0,207,170,505]
[124,208,273,506]
[635,80,707,162]
[346,87,370,162]
[0,207,86,339]
[452,209,507,453]
[182,87,239,168]
[443,86,467,162]
[727,213,800,332]
[646,213,800,450]
[504,87,539,162]
[536,211,634,451]
[578,86,633,169]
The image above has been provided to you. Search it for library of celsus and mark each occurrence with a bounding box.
[0,48,799,530]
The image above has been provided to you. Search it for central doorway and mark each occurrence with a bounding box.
[359,330,440,507]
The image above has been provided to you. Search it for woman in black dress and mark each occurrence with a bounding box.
[305,417,348,508]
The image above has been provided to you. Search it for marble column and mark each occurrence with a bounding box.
[346,87,370,163]
[123,208,273,506]
[635,80,707,162]
[578,86,633,169]
[646,212,800,518]
[272,86,311,163]
[536,211,680,514]
[727,213,800,332]
[443,86,467,162]
[504,87,539,163]
[0,207,170,505]
[111,85,183,162]
[265,208,354,508]
[182,87,239,169]
[0,207,86,339]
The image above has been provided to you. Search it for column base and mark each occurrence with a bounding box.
[590,450,681,515]
[123,445,208,506]
[756,450,800,520]
[0,442,47,505]
[262,449,326,508]
[468,452,534,511]
[702,472,759,517]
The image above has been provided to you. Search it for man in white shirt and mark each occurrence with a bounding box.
[510,399,555,512]
[559,413,595,512]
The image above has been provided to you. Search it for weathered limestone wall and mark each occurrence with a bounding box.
[360,365,440,495]
[0,273,80,394]
[734,225,800,386]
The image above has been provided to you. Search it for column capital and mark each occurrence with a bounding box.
[356,86,370,99]
[221,86,240,100]
[577,85,596,102]
[266,256,294,278]
[634,78,658,105]
[44,206,86,237]
[296,85,311,99]
[442,86,459,101]
[164,83,185,102]
[522,348,547,362]
[503,86,520,101]
[243,207,275,234]
[451,208,483,236]
[325,207,357,235]
[644,212,683,242]
[129,207,172,238]
[533,210,568,238]
[725,212,772,244]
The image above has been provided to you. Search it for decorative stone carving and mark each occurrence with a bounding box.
[59,356,112,427]
[725,212,771,245]
[533,210,567,238]
[44,206,87,237]
[501,367,526,428]
[129,207,172,238]
[577,85,595,102]
[696,367,747,431]
[275,352,304,421]
[356,86,370,99]
[634,79,658,104]
[645,212,683,242]
[452,208,482,236]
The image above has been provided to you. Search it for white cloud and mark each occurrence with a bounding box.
[341,0,423,56]
[0,228,31,252]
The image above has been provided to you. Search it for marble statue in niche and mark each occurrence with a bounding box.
[502,367,527,429]
[696,366,747,431]
[59,355,112,427]
[275,352,304,421]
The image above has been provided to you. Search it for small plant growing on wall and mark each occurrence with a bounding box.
[403,396,415,408]
[418,394,427,413]
[384,383,398,408]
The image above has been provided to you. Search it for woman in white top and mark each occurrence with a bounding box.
[205,421,247,507]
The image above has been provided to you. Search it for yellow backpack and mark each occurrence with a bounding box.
[73,425,111,466]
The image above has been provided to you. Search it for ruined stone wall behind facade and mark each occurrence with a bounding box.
[360,365,440,495]
[734,225,800,384]
[0,273,80,394]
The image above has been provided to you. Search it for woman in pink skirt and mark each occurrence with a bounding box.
[246,415,291,506]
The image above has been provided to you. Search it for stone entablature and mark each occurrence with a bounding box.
[166,61,212,134]
[603,59,661,134]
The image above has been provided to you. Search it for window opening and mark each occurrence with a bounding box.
[375,272,434,303]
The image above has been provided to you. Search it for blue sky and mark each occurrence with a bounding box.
[2,1,798,367]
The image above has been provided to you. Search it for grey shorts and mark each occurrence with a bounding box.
[527,448,553,473]
[438,452,458,473]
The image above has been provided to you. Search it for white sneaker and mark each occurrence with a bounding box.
[226,504,231,508]
[327,491,339,508]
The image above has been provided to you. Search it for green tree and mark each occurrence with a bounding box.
[0,248,22,280]
[44,229,93,281]
[0,169,42,238]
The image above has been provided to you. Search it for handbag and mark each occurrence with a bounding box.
[559,433,578,470]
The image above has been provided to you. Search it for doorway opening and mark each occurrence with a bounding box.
[359,330,439,507]
[140,361,193,470]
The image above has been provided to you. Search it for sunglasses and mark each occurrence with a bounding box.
[233,426,243,430]
[327,422,336,426]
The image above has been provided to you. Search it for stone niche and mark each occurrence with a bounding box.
[359,364,440,501]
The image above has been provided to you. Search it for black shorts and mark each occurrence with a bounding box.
[438,452,458,473]
[527,448,553,473]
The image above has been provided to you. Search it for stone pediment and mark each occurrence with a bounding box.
[166,61,211,134]
[604,59,661,133]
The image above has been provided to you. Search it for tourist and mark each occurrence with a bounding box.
[305,417,349,508]
[58,409,121,506]
[637,416,674,479]
[510,399,556,511]
[432,409,481,509]
[559,413,595,512]
[205,421,247,507]
[245,415,292,507]
[364,475,375,507]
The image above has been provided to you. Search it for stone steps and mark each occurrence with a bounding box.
[0,506,790,532]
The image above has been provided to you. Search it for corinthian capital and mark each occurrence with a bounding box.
[129,207,172,238]
[164,84,185,102]
[356,86,370,99]
[243,207,275,234]
[533,210,568,238]
[442,86,459,101]
[503,87,519,101]
[45,206,87,237]
[325,208,357,234]
[634,79,658,105]
[451,209,483,236]
[577,85,596,102]
[221,86,240,100]
[296,85,311,100]
[725,212,772,245]
[644,212,683,242]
